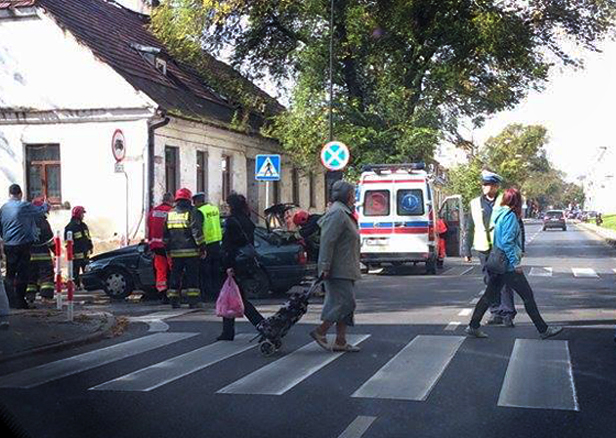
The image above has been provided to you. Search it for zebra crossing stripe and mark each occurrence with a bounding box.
[352,335,465,401]
[498,339,579,411]
[529,267,553,277]
[337,416,377,438]
[572,268,599,278]
[0,332,198,389]
[217,334,370,395]
[89,334,255,392]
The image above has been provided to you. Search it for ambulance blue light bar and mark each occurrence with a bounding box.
[362,162,426,174]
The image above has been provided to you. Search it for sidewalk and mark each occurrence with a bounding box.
[0,307,116,363]
[578,222,616,247]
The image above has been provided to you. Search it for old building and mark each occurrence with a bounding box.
[0,0,326,251]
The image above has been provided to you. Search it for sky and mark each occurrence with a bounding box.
[470,39,616,182]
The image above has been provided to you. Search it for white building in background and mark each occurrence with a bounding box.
[581,146,616,214]
[0,0,326,253]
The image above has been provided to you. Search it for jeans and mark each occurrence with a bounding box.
[478,251,517,318]
[470,271,548,333]
[0,271,10,323]
[4,244,31,308]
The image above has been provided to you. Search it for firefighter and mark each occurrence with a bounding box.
[164,188,206,309]
[26,197,56,304]
[64,206,93,289]
[147,192,174,302]
[192,192,223,302]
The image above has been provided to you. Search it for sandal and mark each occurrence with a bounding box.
[310,330,330,351]
[332,343,361,353]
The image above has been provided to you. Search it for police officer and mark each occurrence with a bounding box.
[26,197,56,303]
[192,192,223,302]
[464,170,517,327]
[64,206,93,289]
[164,188,206,309]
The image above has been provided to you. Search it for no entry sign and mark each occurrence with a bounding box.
[111,129,126,162]
[320,141,350,171]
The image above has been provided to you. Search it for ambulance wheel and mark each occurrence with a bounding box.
[260,340,276,357]
[426,258,438,275]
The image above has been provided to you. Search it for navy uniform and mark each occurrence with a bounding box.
[26,199,55,302]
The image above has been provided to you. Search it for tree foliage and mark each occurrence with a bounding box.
[151,1,615,171]
[446,123,585,210]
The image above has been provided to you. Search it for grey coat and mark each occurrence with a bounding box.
[318,201,361,281]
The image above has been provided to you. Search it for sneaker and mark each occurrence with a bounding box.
[502,316,515,328]
[465,326,489,338]
[486,316,503,325]
[540,326,563,340]
[0,321,9,330]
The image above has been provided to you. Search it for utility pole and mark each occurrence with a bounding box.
[325,0,342,200]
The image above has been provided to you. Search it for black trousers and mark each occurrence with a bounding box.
[73,259,89,287]
[221,274,264,336]
[477,251,516,318]
[470,271,548,333]
[168,256,200,299]
[200,243,222,301]
[4,244,31,308]
[27,259,55,299]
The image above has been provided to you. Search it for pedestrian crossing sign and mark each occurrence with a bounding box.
[255,154,281,181]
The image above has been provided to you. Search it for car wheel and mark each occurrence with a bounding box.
[239,268,271,300]
[102,268,134,300]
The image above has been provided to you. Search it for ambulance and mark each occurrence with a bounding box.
[356,163,442,274]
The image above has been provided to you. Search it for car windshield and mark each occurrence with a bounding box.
[545,211,564,218]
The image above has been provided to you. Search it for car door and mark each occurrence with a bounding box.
[439,195,465,257]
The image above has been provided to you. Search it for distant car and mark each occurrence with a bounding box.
[543,210,567,231]
[81,227,316,300]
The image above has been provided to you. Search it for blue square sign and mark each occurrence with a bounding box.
[255,154,281,181]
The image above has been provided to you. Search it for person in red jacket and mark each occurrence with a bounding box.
[147,193,174,301]
[436,217,448,268]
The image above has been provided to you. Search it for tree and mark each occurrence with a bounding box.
[152,1,616,171]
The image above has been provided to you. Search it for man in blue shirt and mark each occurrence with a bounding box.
[0,184,47,309]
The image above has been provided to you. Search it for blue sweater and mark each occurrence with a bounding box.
[0,199,46,246]
[493,207,522,271]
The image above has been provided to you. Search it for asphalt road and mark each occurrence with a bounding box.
[1,223,615,438]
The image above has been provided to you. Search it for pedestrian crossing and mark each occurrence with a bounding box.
[444,265,612,278]
[0,331,583,412]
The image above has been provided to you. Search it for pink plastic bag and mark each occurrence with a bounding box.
[216,275,245,318]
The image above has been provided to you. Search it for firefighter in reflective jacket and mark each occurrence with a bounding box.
[64,206,93,288]
[147,192,174,298]
[26,197,56,302]
[164,188,206,309]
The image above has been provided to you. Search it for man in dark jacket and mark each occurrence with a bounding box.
[0,184,47,309]
[164,188,206,309]
[26,198,56,303]
[64,206,93,289]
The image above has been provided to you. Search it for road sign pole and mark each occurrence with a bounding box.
[265,180,270,210]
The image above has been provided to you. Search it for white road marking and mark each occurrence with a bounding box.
[529,267,553,277]
[458,309,472,316]
[469,297,480,305]
[0,332,198,389]
[352,335,465,401]
[217,334,370,395]
[89,334,255,392]
[460,267,475,276]
[572,268,599,278]
[337,416,377,438]
[444,322,461,331]
[129,309,195,333]
[498,339,579,411]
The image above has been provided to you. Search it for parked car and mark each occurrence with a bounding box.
[543,210,567,231]
[81,226,316,300]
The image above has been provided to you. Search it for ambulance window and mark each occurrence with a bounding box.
[397,189,424,216]
[364,190,390,216]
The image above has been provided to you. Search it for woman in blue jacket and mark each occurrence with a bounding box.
[465,188,563,340]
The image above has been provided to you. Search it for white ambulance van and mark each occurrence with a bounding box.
[357,163,441,274]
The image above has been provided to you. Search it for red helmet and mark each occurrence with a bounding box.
[175,188,192,201]
[293,210,310,226]
[72,206,86,218]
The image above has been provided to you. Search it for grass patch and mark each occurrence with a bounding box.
[591,214,616,231]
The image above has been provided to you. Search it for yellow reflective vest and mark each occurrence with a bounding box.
[470,194,503,252]
[198,204,222,244]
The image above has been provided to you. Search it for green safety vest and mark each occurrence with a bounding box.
[470,193,503,252]
[198,204,222,244]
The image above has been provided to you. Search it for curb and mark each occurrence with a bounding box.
[577,223,616,247]
[0,312,116,364]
